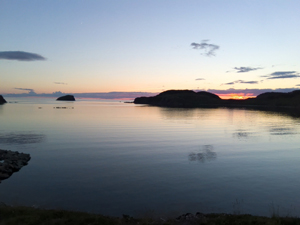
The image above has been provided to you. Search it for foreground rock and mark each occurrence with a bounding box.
[56,95,75,101]
[0,149,31,182]
[0,95,7,104]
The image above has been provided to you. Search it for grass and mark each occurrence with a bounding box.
[1,205,300,225]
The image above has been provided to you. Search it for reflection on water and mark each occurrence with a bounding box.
[160,108,196,120]
[0,132,45,144]
[269,127,297,136]
[1,99,300,217]
[232,129,253,139]
[188,145,216,163]
[53,107,74,109]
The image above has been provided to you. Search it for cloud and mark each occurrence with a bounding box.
[233,67,262,73]
[14,88,35,92]
[14,88,37,95]
[195,78,205,81]
[223,80,259,85]
[224,82,235,85]
[262,71,300,79]
[296,84,300,86]
[54,82,68,85]
[0,51,46,61]
[191,40,220,56]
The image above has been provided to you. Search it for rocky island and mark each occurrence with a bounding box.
[0,95,7,104]
[0,149,31,183]
[56,95,76,101]
[134,89,300,111]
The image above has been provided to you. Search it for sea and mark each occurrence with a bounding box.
[1,97,300,217]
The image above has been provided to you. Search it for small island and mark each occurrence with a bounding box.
[0,95,7,104]
[56,95,76,101]
[134,89,300,109]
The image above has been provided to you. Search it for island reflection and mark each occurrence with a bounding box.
[0,132,45,144]
[188,145,216,163]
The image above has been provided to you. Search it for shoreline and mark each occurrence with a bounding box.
[1,205,300,225]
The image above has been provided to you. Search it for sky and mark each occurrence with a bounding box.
[1,0,300,99]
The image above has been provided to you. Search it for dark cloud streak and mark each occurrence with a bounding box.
[0,51,46,61]
[234,67,262,73]
[14,88,35,92]
[223,80,259,85]
[262,71,300,79]
[191,40,219,56]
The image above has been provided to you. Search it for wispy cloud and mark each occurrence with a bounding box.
[54,82,68,85]
[14,88,37,95]
[233,67,262,73]
[191,40,219,56]
[262,71,300,79]
[223,80,259,85]
[0,51,46,61]
[224,82,235,85]
[195,78,205,81]
[14,88,35,92]
[296,84,300,86]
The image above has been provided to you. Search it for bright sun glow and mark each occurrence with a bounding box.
[218,93,256,99]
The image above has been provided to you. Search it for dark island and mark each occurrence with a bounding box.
[0,95,7,104]
[56,95,76,101]
[134,89,300,111]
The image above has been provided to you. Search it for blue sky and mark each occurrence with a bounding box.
[1,0,300,98]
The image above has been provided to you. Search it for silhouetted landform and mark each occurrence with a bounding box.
[0,95,7,104]
[134,89,300,109]
[134,90,221,107]
[56,95,75,101]
[0,149,31,183]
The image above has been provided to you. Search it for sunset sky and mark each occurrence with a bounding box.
[1,0,300,99]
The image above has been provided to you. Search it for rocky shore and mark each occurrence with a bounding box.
[0,149,31,182]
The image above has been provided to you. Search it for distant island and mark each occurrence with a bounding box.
[134,89,300,109]
[56,95,76,101]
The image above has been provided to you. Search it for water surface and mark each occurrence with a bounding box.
[0,97,300,217]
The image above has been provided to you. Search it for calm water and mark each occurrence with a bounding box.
[1,97,300,217]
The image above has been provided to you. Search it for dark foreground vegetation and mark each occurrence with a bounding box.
[1,205,300,225]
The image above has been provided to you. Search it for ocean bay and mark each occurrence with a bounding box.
[0,97,300,217]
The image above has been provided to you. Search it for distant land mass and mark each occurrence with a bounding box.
[56,95,75,101]
[134,89,300,109]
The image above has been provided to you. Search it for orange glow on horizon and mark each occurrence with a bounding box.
[216,93,256,100]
